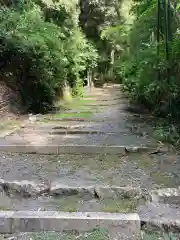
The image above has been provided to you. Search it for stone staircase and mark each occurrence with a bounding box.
[0,85,179,239]
[0,183,180,239]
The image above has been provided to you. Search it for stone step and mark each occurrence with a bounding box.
[78,102,121,106]
[0,211,140,239]
[1,179,180,216]
[1,179,180,203]
[139,202,180,224]
[0,144,152,155]
[0,192,144,213]
[49,130,118,135]
[0,180,146,213]
[0,178,180,202]
[0,182,180,237]
[138,202,180,233]
[149,187,180,205]
[142,228,180,240]
[4,122,157,150]
[42,117,105,122]
[0,152,178,190]
[0,208,180,237]
[21,124,147,135]
[0,180,144,199]
[82,97,123,101]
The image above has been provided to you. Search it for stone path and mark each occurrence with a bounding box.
[0,86,157,149]
[0,85,180,239]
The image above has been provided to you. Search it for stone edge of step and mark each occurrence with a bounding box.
[0,179,180,205]
[0,144,156,154]
[49,130,118,135]
[0,211,141,235]
[149,187,180,205]
[0,179,146,199]
[0,210,179,235]
[141,217,180,232]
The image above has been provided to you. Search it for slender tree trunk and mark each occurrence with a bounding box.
[164,0,169,72]
[115,0,121,21]
[90,70,93,88]
[87,70,93,88]
[87,71,90,87]
[164,0,172,121]
[157,0,161,81]
[174,0,177,17]
[167,0,172,41]
[110,47,115,65]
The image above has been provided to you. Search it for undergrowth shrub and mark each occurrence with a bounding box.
[115,0,180,119]
[119,34,180,118]
[0,0,98,113]
[0,5,67,112]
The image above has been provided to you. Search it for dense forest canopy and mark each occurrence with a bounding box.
[0,0,180,122]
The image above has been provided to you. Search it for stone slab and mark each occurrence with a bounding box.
[0,211,140,238]
[49,130,117,135]
[0,211,14,234]
[0,144,151,154]
[0,179,145,200]
[50,184,144,200]
[0,145,37,154]
[149,188,180,205]
[43,117,105,122]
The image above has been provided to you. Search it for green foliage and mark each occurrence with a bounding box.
[0,0,98,113]
[65,28,98,90]
[111,0,180,121]
[153,124,180,145]
[0,5,66,112]
[143,230,178,240]
[79,0,126,79]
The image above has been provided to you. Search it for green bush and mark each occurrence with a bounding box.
[114,0,180,119]
[118,34,180,118]
[0,5,68,112]
[0,0,98,113]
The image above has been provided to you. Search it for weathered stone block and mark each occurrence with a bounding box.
[0,179,49,198]
[94,186,143,200]
[50,185,94,198]
[0,211,14,234]
[57,145,126,154]
[0,211,141,239]
[150,188,180,204]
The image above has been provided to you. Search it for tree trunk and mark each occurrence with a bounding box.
[110,47,115,65]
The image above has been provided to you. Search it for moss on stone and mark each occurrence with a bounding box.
[101,198,138,213]
[150,172,174,187]
[142,225,179,240]
[54,196,80,212]
[131,153,156,170]
[20,229,109,240]
[0,120,20,131]
[49,111,93,119]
